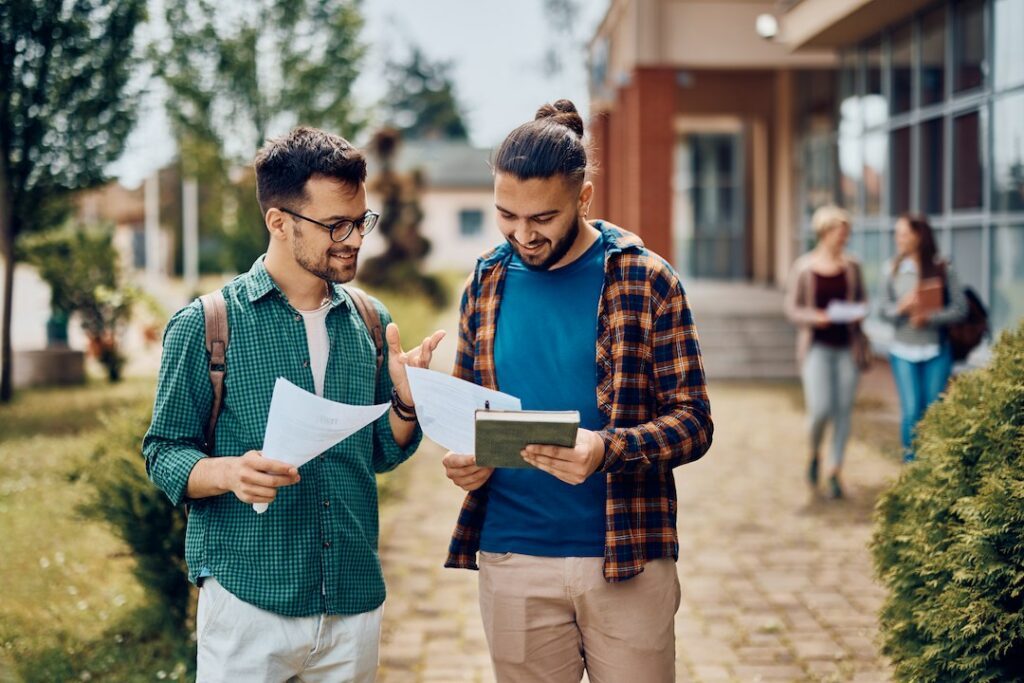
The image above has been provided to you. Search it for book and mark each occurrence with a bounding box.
[916,277,944,316]
[474,410,580,469]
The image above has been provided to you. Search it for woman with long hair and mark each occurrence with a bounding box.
[880,213,967,461]
[785,205,870,499]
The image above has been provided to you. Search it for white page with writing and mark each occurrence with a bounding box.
[405,366,521,454]
[254,377,389,513]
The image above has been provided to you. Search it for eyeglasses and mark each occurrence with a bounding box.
[279,207,380,243]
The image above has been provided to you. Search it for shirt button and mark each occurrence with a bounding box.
[323,500,330,508]
[294,314,301,322]
[302,360,310,368]
[323,541,331,549]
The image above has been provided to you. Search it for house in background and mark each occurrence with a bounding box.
[588,0,1024,377]
[364,139,497,273]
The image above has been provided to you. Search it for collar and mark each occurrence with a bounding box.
[476,220,645,270]
[242,255,349,310]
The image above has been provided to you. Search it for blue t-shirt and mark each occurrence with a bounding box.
[480,232,607,557]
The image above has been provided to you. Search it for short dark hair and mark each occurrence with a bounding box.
[254,127,367,216]
[493,99,592,185]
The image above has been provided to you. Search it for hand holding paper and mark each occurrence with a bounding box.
[826,300,868,324]
[254,378,390,513]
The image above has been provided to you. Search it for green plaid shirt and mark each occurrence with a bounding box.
[143,257,421,617]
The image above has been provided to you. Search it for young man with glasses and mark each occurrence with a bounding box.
[144,127,444,682]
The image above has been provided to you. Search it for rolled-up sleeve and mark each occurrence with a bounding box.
[142,302,212,506]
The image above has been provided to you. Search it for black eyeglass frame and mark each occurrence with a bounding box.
[279,207,380,243]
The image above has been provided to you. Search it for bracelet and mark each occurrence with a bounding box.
[391,388,417,422]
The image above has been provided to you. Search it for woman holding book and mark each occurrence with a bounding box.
[785,205,870,499]
[880,213,967,462]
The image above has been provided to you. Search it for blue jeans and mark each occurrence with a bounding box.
[889,346,953,461]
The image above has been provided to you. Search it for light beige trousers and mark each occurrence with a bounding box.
[196,578,382,683]
[478,553,680,683]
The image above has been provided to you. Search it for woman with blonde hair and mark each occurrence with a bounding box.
[784,205,870,499]
[880,213,967,462]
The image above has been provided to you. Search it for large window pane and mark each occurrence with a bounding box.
[994,0,1024,91]
[891,126,912,215]
[864,41,887,130]
[920,118,945,215]
[993,92,1024,213]
[864,132,886,216]
[803,134,838,215]
[954,0,986,93]
[838,135,861,210]
[953,111,983,210]
[951,227,986,299]
[891,23,913,114]
[991,225,1024,332]
[862,231,884,308]
[838,51,860,132]
[921,6,947,106]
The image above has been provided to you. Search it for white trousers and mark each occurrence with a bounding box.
[196,578,382,683]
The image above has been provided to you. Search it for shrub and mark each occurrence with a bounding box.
[872,322,1024,682]
[71,405,190,629]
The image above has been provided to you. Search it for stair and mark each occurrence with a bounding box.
[684,280,799,381]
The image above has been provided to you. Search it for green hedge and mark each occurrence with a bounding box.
[872,322,1024,682]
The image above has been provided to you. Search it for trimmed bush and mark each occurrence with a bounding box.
[70,406,190,629]
[872,322,1024,682]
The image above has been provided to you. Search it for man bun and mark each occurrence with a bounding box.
[535,99,584,138]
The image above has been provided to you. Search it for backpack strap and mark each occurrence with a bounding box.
[199,290,228,454]
[343,285,384,374]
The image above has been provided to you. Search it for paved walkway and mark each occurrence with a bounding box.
[377,329,899,682]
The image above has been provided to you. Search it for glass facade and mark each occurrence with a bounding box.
[798,0,1024,337]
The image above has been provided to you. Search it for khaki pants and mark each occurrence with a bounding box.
[196,578,382,683]
[478,553,680,683]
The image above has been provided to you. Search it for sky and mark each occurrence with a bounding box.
[108,0,611,188]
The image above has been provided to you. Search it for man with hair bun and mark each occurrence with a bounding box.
[441,100,714,682]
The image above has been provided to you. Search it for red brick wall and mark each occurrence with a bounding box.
[589,68,677,261]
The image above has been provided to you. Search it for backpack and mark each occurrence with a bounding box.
[939,263,990,362]
[197,286,384,454]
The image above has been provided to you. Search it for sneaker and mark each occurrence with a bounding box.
[807,457,820,486]
[828,474,844,499]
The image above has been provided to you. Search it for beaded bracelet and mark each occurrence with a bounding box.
[391,388,417,422]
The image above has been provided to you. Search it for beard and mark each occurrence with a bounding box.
[292,222,358,284]
[509,215,581,271]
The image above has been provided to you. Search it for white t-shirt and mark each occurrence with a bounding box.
[298,301,332,397]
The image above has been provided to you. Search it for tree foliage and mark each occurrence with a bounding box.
[872,322,1024,682]
[152,0,367,272]
[0,0,146,400]
[382,47,468,141]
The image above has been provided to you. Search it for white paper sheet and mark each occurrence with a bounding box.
[405,366,521,454]
[254,378,390,513]
[826,300,869,323]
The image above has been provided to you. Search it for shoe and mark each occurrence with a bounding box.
[828,474,844,499]
[807,457,820,486]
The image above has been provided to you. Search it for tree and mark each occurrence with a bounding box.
[382,47,469,141]
[0,0,146,401]
[152,0,367,271]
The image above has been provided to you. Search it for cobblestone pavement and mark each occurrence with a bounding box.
[377,370,899,682]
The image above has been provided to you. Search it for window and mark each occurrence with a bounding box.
[991,224,1024,330]
[993,92,1024,213]
[891,126,912,215]
[892,23,914,114]
[953,111,984,210]
[921,6,947,106]
[954,0,986,93]
[951,227,986,297]
[864,132,887,216]
[994,0,1024,90]
[459,209,484,237]
[919,118,945,215]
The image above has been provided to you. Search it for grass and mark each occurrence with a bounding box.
[0,277,460,681]
[0,378,185,682]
